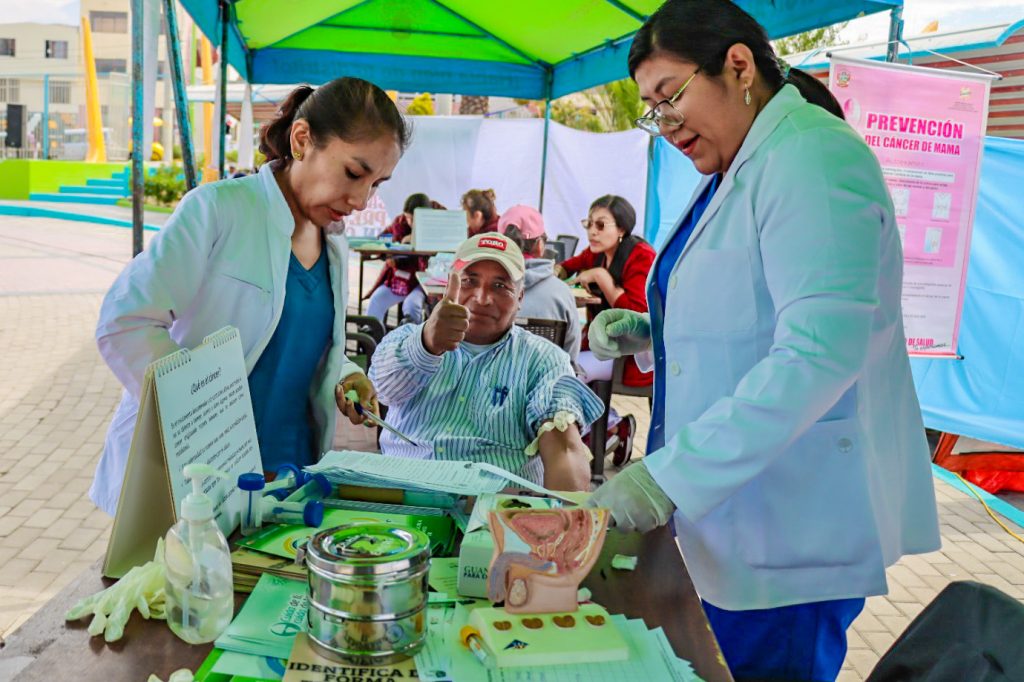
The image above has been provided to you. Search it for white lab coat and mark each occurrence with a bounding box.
[90,162,362,515]
[644,85,941,611]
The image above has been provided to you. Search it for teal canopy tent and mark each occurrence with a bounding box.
[134,0,904,250]
[178,0,903,98]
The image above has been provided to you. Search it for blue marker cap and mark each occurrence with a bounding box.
[304,500,324,527]
[238,472,265,491]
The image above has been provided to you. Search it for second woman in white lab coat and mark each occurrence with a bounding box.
[587,1,941,680]
[91,77,409,514]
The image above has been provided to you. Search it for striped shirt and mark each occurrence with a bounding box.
[369,324,604,485]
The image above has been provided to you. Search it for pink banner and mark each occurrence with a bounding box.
[829,57,993,357]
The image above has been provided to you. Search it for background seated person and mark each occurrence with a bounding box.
[365,193,437,324]
[499,205,581,364]
[462,188,500,236]
[369,233,603,492]
[556,195,655,459]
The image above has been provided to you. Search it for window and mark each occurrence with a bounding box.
[89,11,128,33]
[45,40,69,59]
[0,78,19,103]
[0,38,14,57]
[94,58,127,74]
[49,80,72,105]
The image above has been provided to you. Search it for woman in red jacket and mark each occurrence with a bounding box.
[558,195,655,460]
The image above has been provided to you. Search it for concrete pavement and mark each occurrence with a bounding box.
[1,215,1023,680]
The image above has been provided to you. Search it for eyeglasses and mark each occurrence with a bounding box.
[634,69,699,137]
[581,218,616,231]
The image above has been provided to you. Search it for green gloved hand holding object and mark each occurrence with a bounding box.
[587,461,675,533]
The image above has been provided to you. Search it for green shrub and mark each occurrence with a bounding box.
[144,166,187,207]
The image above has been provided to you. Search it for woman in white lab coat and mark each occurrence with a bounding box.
[91,78,409,515]
[588,1,941,679]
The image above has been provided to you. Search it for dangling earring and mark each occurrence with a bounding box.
[744,86,751,106]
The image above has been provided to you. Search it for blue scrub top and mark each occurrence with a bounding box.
[649,174,721,452]
[248,248,335,472]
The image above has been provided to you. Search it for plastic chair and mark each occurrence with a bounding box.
[514,317,568,349]
[588,357,653,482]
[555,234,579,259]
[867,581,1024,681]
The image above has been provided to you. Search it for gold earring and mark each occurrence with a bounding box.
[744,87,751,106]
[293,150,303,160]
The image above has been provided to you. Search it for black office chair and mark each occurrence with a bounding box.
[515,317,568,349]
[588,356,653,483]
[868,581,1024,681]
[555,234,579,259]
[544,241,566,262]
[344,315,386,373]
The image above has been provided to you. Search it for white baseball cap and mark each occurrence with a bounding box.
[452,233,525,281]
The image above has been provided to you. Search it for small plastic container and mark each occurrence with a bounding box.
[263,463,305,497]
[237,473,265,537]
[262,497,324,527]
[289,473,332,503]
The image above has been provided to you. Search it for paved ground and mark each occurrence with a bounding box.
[1,214,1023,680]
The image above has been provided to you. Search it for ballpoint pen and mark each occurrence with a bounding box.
[344,390,419,447]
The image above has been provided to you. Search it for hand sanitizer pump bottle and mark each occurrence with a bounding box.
[164,463,235,644]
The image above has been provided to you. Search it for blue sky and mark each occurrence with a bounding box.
[2,0,1022,40]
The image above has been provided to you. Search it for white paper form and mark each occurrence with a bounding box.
[307,451,578,503]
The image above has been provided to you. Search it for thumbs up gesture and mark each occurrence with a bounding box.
[423,272,470,356]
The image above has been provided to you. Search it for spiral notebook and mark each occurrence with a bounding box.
[103,326,262,578]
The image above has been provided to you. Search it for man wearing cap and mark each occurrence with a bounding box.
[499,205,581,363]
[369,233,603,491]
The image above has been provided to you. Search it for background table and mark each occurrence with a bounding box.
[353,245,439,315]
[3,526,732,681]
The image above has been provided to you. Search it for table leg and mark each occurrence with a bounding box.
[358,254,366,315]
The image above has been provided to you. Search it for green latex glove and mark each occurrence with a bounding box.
[587,461,675,533]
[66,539,167,642]
[588,309,652,361]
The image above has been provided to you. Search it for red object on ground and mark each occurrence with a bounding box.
[963,470,1024,494]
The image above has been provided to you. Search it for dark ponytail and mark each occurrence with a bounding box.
[785,67,845,119]
[259,86,314,162]
[629,0,843,119]
[258,77,411,163]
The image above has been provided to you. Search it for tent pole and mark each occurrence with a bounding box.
[217,0,229,179]
[886,6,904,62]
[538,99,552,210]
[538,68,554,211]
[163,0,197,190]
[42,74,49,159]
[131,0,144,256]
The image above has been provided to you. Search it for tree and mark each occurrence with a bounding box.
[459,95,489,115]
[407,92,435,116]
[545,77,645,133]
[774,22,848,56]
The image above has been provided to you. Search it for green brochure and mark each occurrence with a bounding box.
[215,574,308,660]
